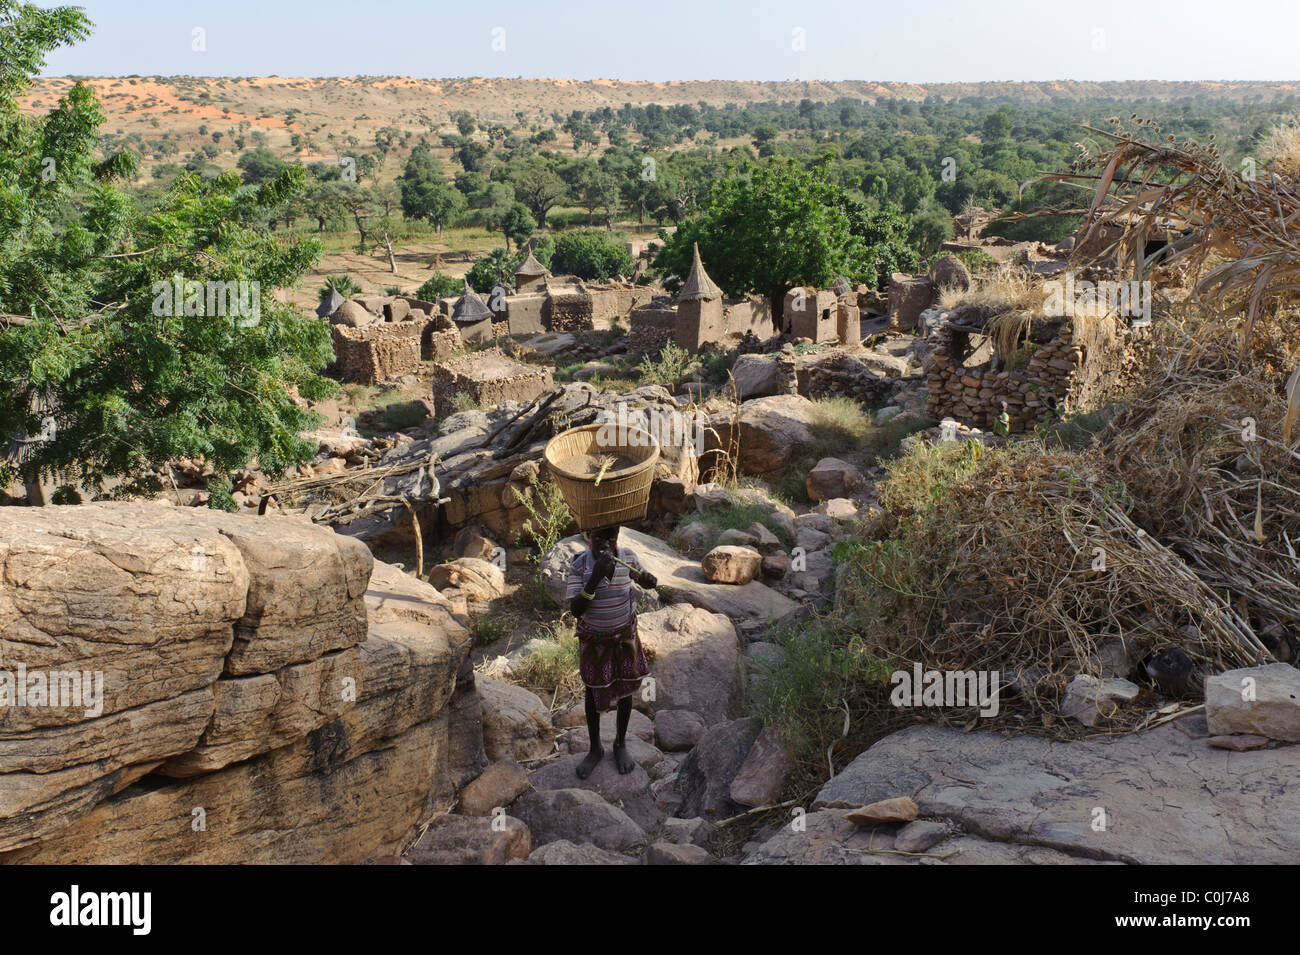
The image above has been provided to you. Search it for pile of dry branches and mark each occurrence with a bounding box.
[839,443,1270,733]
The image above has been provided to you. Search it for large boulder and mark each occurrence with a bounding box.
[637,605,743,726]
[0,503,478,863]
[700,545,763,585]
[477,676,554,762]
[406,813,530,865]
[677,717,763,819]
[729,724,794,808]
[805,457,864,502]
[730,354,780,400]
[428,558,505,602]
[511,788,648,852]
[807,720,1300,864]
[928,253,972,292]
[1206,663,1300,742]
[707,394,819,476]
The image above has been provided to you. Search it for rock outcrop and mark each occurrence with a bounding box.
[0,501,481,864]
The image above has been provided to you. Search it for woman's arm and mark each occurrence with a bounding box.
[569,552,615,617]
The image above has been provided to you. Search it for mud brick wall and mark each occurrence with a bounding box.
[431,348,554,420]
[423,326,462,362]
[331,322,423,384]
[723,296,776,339]
[926,321,1147,432]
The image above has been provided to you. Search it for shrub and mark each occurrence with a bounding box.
[636,341,693,389]
[319,273,360,302]
[416,272,463,300]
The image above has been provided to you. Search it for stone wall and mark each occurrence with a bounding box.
[0,502,482,864]
[722,296,776,339]
[548,289,595,332]
[431,348,554,420]
[926,319,1146,432]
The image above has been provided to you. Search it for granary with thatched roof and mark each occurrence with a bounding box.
[452,280,495,344]
[514,251,550,294]
[674,244,725,352]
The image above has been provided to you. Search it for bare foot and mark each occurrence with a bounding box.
[613,741,635,775]
[576,746,604,779]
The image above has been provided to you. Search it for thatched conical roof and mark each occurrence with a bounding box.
[514,251,549,278]
[315,288,345,318]
[452,280,494,323]
[677,243,722,302]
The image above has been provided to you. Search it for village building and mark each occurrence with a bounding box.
[451,280,495,345]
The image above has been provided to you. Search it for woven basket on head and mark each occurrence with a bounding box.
[543,424,659,532]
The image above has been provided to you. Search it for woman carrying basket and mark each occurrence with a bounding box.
[566,524,657,777]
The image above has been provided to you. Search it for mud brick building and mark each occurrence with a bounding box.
[431,348,554,420]
[330,322,423,384]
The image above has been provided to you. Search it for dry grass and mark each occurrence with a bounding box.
[1259,118,1300,179]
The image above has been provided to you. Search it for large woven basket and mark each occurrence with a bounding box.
[544,424,660,531]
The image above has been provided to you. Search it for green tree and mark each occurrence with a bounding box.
[499,201,537,251]
[399,144,467,234]
[655,160,917,309]
[0,4,336,500]
[552,229,633,281]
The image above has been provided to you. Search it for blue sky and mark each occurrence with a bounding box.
[36,0,1300,82]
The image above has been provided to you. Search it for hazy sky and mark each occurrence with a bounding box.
[35,0,1300,83]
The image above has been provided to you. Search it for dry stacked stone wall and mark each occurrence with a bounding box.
[927,320,1148,431]
[431,348,554,420]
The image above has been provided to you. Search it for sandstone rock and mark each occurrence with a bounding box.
[701,545,762,585]
[677,717,763,819]
[731,354,780,400]
[511,788,648,852]
[477,676,554,762]
[428,558,505,602]
[692,483,734,511]
[717,528,759,548]
[661,816,712,846]
[815,498,859,521]
[406,812,529,865]
[845,796,919,826]
[675,520,715,553]
[744,522,783,553]
[453,526,499,562]
[522,839,635,865]
[761,553,791,580]
[1206,663,1300,742]
[929,254,972,291]
[654,709,708,752]
[811,720,1300,864]
[459,760,531,816]
[795,526,830,552]
[1061,675,1141,727]
[707,395,819,476]
[645,841,713,865]
[895,820,948,853]
[637,605,742,726]
[806,457,864,502]
[729,724,794,808]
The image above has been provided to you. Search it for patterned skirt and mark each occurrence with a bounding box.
[577,617,650,712]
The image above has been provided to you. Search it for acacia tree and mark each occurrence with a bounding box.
[0,3,335,504]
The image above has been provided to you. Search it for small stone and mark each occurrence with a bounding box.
[845,796,919,827]
[700,545,763,585]
[894,820,947,853]
[661,816,712,846]
[1206,663,1300,742]
[458,759,530,816]
[718,528,759,548]
[645,841,713,865]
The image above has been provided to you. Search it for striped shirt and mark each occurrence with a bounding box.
[566,546,643,633]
